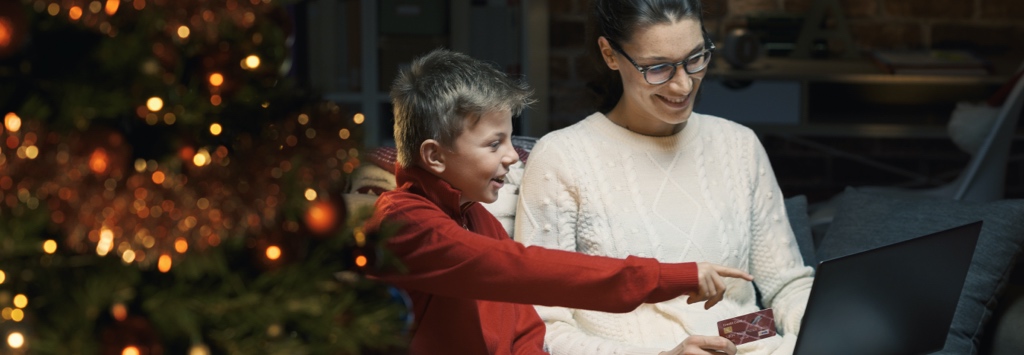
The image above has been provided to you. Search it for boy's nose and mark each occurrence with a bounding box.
[503,144,519,166]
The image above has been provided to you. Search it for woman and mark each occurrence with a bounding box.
[513,1,813,354]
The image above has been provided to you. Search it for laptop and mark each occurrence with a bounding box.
[792,220,982,355]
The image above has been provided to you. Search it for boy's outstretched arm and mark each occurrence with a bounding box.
[366,195,751,313]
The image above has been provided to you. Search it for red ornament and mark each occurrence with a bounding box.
[0,0,29,59]
[303,201,338,236]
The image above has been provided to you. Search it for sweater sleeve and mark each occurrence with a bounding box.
[514,138,672,355]
[745,134,814,339]
[365,196,699,312]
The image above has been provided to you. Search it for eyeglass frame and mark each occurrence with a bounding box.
[606,35,716,85]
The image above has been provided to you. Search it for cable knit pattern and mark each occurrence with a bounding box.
[514,112,814,355]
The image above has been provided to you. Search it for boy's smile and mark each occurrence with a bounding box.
[435,109,519,206]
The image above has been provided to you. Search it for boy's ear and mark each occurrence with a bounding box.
[419,139,446,174]
[597,36,619,71]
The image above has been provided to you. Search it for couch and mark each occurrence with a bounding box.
[346,138,1024,355]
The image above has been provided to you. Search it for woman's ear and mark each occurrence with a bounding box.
[419,139,446,174]
[597,36,619,70]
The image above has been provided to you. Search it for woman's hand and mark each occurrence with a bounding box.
[687,262,754,309]
[658,335,738,355]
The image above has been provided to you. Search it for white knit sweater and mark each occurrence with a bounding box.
[514,112,814,355]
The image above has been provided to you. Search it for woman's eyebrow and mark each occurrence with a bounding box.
[638,42,706,62]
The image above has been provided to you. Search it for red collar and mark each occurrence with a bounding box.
[394,164,475,220]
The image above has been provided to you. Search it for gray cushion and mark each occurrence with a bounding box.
[818,187,1024,354]
[784,195,817,268]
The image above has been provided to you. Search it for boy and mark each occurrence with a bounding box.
[364,49,752,354]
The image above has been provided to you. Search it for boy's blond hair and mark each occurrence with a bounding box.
[390,49,534,168]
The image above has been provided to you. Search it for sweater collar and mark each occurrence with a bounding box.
[394,164,473,218]
[586,111,701,151]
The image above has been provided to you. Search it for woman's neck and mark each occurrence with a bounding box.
[605,100,685,137]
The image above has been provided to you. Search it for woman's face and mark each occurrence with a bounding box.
[600,18,708,136]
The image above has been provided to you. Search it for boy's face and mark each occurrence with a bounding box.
[436,109,519,206]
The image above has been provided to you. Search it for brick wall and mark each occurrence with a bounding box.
[545,0,1024,201]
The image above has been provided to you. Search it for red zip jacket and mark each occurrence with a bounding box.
[364,165,700,354]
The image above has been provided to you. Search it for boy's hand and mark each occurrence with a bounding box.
[686,262,754,309]
[658,335,737,355]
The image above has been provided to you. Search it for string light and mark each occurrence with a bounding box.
[175,238,188,253]
[0,270,5,284]
[158,254,172,273]
[12,295,27,309]
[7,332,23,349]
[69,6,83,20]
[338,128,350,140]
[111,303,128,321]
[43,239,57,254]
[146,97,164,112]
[97,227,114,256]
[297,113,309,125]
[355,255,367,267]
[123,346,140,355]
[177,25,190,39]
[353,113,365,124]
[4,112,20,132]
[122,250,136,263]
[209,123,222,136]
[47,3,59,16]
[105,0,119,15]
[89,1,102,13]
[151,171,165,184]
[9,309,22,322]
[192,149,211,167]
[265,245,281,260]
[242,55,260,70]
[209,73,224,87]
[304,188,316,201]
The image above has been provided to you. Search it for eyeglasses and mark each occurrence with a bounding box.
[608,39,716,85]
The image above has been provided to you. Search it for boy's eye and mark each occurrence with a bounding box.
[489,141,500,149]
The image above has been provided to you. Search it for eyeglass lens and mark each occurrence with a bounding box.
[644,50,713,84]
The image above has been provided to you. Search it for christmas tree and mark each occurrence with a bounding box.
[0,0,407,353]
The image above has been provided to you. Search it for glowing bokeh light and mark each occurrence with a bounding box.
[151,171,165,184]
[146,97,164,112]
[209,123,222,136]
[122,249,136,263]
[12,295,26,309]
[7,332,24,348]
[158,254,172,273]
[97,227,114,256]
[43,239,57,254]
[69,6,83,20]
[105,0,119,15]
[242,55,260,69]
[265,245,281,260]
[177,25,190,39]
[209,73,224,86]
[4,112,21,132]
[112,303,128,321]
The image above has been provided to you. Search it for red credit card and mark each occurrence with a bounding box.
[717,308,777,345]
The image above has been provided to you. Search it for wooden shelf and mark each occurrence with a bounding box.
[709,57,1012,85]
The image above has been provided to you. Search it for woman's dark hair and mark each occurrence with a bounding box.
[586,0,707,112]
